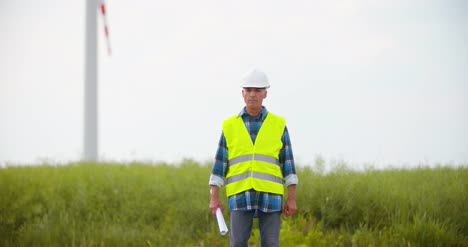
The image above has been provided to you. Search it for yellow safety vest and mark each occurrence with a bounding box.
[223,112,286,197]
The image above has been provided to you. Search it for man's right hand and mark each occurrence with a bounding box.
[209,198,223,216]
[209,186,223,216]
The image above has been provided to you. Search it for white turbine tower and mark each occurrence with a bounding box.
[84,0,111,162]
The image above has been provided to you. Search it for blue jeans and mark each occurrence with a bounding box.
[230,210,281,247]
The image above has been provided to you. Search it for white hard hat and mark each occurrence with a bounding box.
[241,69,270,88]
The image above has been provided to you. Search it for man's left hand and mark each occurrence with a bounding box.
[283,198,297,217]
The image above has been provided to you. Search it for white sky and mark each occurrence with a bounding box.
[1,0,467,168]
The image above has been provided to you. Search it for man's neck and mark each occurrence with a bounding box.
[246,106,262,117]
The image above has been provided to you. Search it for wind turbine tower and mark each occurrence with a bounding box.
[84,0,110,161]
[84,0,98,161]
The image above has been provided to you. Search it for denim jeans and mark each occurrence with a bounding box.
[230,210,281,247]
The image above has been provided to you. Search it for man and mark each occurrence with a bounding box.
[209,69,298,247]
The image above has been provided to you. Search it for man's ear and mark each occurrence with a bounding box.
[264,90,268,99]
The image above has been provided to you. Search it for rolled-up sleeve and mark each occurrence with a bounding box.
[279,126,298,187]
[209,132,229,187]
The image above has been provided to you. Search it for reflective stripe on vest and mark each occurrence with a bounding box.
[223,112,286,196]
[226,171,284,185]
[228,154,280,167]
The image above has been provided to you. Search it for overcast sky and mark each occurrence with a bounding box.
[1,0,467,169]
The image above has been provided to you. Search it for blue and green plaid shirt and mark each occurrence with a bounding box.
[209,107,298,213]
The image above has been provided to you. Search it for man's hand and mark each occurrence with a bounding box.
[283,198,297,217]
[209,186,223,216]
[283,185,297,217]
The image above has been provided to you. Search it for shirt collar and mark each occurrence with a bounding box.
[238,106,268,120]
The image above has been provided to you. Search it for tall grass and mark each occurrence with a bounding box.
[0,161,466,246]
[294,164,467,246]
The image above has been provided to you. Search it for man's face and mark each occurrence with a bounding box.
[242,87,267,109]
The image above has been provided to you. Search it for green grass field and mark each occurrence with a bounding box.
[1,160,467,246]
